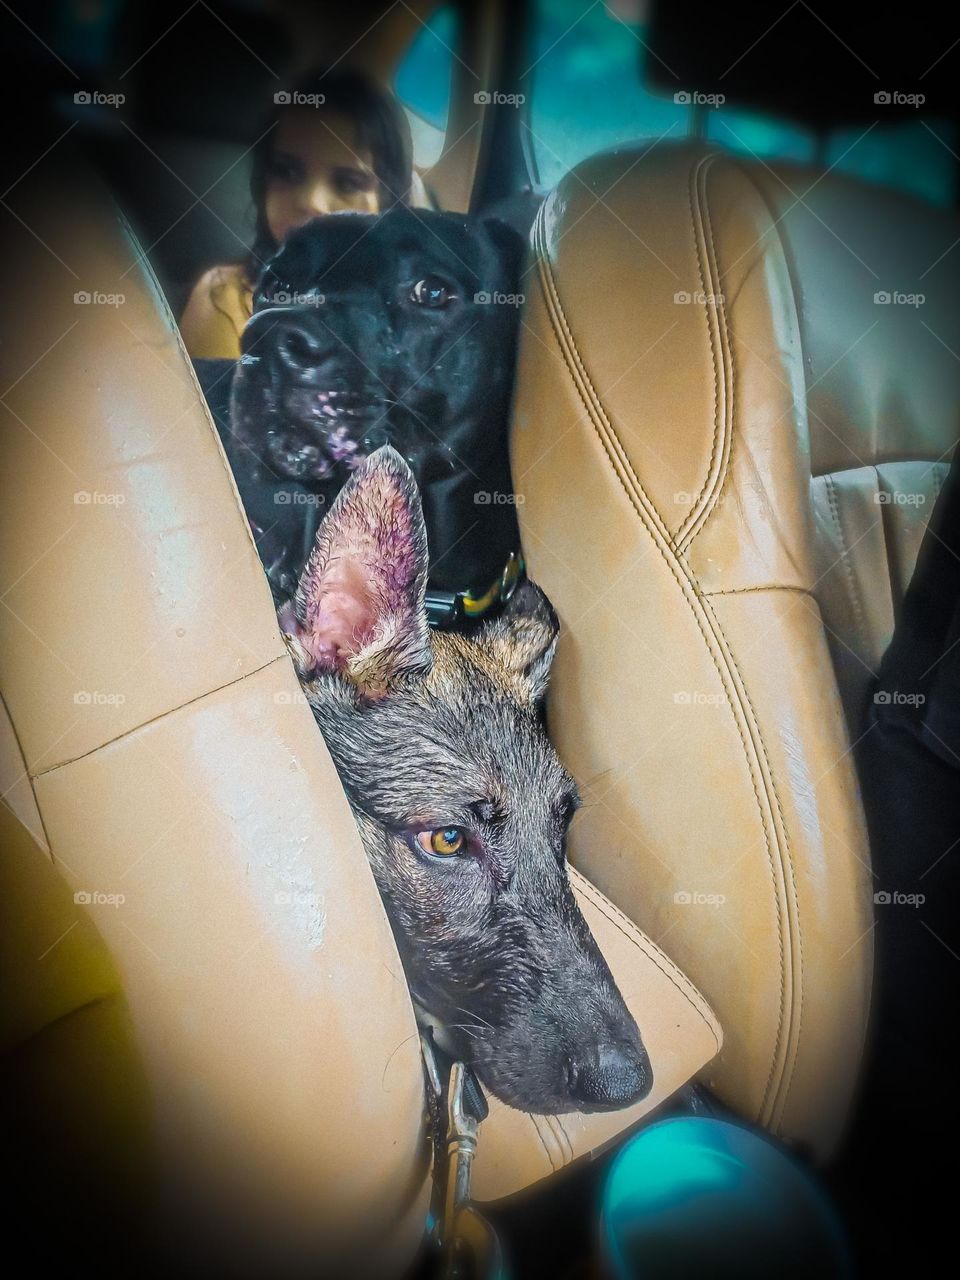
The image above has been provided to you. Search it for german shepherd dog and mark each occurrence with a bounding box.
[279,445,652,1114]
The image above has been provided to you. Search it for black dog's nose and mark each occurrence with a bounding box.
[273,315,328,369]
[566,1043,653,1108]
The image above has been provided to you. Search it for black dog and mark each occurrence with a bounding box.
[194,207,525,609]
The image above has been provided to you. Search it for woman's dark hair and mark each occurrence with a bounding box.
[242,67,413,289]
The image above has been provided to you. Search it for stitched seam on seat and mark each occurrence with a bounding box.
[535,223,782,1073]
[675,154,725,546]
[824,472,867,654]
[31,653,289,779]
[529,1114,559,1172]
[539,326,779,1086]
[677,155,737,552]
[701,596,804,1126]
[541,1113,574,1166]
[572,873,722,1052]
[534,213,790,1116]
[551,1114,575,1165]
[702,585,815,598]
[532,213,672,543]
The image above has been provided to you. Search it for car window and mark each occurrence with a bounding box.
[709,111,955,207]
[394,4,458,169]
[706,110,815,166]
[529,1,955,207]
[825,119,956,207]
[529,0,691,188]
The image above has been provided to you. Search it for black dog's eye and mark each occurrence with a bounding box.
[410,276,456,308]
[417,827,466,856]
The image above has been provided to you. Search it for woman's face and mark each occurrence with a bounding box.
[264,108,380,244]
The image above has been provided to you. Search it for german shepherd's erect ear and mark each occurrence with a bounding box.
[476,578,560,703]
[278,446,432,698]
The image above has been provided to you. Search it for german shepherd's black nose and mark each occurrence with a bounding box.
[566,1043,653,1109]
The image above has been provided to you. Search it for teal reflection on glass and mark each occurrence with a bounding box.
[707,108,815,165]
[601,1118,851,1280]
[826,119,956,207]
[530,0,690,186]
[395,5,457,132]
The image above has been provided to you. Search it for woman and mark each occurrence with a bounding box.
[180,68,414,358]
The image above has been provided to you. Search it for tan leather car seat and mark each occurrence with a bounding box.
[512,141,959,1163]
[0,151,720,1273]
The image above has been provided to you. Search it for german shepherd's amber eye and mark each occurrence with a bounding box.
[417,827,465,856]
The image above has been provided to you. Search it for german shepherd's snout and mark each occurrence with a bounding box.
[279,446,651,1114]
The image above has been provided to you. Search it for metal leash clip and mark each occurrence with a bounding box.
[419,1030,504,1280]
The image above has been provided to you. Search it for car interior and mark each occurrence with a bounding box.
[1,2,957,1277]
